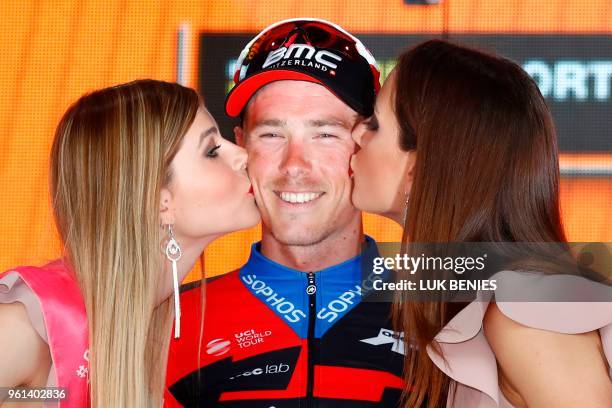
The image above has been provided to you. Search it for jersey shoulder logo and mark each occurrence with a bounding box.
[360,328,407,355]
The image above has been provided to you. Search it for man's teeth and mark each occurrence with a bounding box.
[279,192,321,204]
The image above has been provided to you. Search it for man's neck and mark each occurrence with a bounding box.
[260,217,364,272]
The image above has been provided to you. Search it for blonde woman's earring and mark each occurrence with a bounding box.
[165,224,182,338]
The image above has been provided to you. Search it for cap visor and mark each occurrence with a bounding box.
[225,70,324,117]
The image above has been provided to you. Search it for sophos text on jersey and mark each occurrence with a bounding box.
[372,254,488,275]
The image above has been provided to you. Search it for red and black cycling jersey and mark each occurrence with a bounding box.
[165,236,407,407]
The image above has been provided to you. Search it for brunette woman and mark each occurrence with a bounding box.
[350,40,612,407]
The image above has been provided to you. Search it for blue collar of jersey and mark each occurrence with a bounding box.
[238,235,382,338]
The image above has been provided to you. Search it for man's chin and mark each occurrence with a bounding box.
[269,225,329,247]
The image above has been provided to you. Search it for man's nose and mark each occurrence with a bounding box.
[279,139,311,177]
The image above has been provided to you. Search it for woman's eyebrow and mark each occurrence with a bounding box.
[199,126,218,147]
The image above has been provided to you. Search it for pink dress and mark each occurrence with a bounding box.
[0,260,89,407]
[428,270,612,407]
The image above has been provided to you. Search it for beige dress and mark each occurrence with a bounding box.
[427,270,612,407]
[0,261,89,408]
[0,272,58,390]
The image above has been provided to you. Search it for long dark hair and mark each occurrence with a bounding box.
[391,40,567,407]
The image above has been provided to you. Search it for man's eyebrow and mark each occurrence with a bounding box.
[198,126,218,147]
[251,119,287,129]
[306,117,354,129]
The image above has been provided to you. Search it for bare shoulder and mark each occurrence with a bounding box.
[483,302,612,408]
[0,302,51,389]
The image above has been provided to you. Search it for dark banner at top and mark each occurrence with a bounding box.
[199,34,612,153]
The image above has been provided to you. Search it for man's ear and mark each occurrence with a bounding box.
[234,126,245,147]
[159,187,175,225]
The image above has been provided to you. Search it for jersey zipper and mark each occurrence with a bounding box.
[306,271,317,408]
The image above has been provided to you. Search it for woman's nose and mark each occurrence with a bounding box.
[232,144,248,172]
[351,125,365,147]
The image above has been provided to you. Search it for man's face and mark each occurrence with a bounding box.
[238,80,361,246]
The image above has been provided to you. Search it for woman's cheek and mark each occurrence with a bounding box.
[366,149,388,208]
[178,168,238,238]
[201,165,237,202]
[360,148,376,183]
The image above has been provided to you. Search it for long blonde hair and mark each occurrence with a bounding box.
[49,79,200,407]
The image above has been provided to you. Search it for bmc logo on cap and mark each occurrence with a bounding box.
[262,44,342,70]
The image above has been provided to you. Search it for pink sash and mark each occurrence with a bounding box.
[0,260,89,407]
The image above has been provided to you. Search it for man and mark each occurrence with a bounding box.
[166,19,405,407]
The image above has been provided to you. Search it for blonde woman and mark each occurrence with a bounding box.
[0,80,260,407]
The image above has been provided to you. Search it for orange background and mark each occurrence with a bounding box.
[0,0,610,282]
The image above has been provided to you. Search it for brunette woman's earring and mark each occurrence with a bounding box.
[165,224,182,338]
[402,192,410,227]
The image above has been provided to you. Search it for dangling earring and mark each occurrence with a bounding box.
[402,192,410,228]
[165,224,182,338]
[400,192,411,257]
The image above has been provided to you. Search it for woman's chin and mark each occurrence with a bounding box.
[237,211,262,232]
[206,215,261,240]
[352,192,401,224]
[385,212,405,227]
[372,208,404,227]
[234,219,261,234]
[360,206,405,228]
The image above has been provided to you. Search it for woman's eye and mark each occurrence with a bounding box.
[364,116,379,131]
[318,133,338,139]
[259,133,281,138]
[206,144,221,157]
